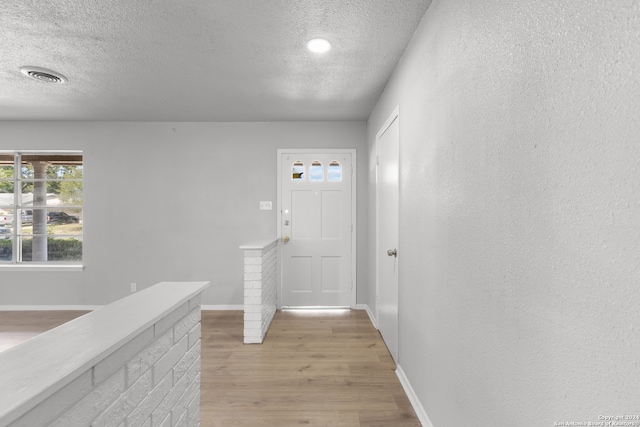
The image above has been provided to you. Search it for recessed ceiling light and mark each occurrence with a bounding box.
[19,66,67,84]
[306,38,332,54]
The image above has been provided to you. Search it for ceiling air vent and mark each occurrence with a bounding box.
[19,66,67,84]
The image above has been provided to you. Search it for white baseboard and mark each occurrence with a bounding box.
[396,365,434,427]
[0,304,244,311]
[0,305,102,311]
[355,303,378,329]
[201,305,244,311]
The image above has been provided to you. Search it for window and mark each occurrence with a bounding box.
[291,160,341,183]
[327,160,342,182]
[309,161,323,182]
[292,161,305,181]
[0,151,83,266]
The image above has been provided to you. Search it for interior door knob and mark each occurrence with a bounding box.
[283,236,290,243]
[387,249,397,257]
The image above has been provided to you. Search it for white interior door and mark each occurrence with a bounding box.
[279,151,354,307]
[377,109,400,362]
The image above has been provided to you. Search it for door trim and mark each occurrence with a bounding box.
[277,149,357,309]
[375,105,399,341]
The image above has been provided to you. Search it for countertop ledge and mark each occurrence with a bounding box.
[0,281,210,427]
[239,238,279,250]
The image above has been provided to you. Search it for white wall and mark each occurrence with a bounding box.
[368,0,640,425]
[0,121,367,307]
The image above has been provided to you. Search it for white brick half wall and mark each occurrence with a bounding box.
[240,238,278,344]
[0,281,209,427]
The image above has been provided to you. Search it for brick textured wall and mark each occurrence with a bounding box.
[9,296,203,427]
[242,239,278,344]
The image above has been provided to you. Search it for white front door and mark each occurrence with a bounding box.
[278,150,355,307]
[377,108,400,362]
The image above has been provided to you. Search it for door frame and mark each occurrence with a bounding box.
[277,148,357,309]
[375,106,400,357]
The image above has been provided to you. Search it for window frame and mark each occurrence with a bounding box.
[0,150,84,271]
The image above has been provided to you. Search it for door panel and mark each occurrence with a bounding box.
[321,257,341,292]
[377,112,400,363]
[280,152,353,307]
[291,257,313,292]
[321,191,342,239]
[292,191,315,239]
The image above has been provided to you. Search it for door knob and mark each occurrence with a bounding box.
[283,236,290,243]
[387,249,397,257]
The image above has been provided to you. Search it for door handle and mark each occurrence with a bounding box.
[387,249,397,257]
[283,236,290,243]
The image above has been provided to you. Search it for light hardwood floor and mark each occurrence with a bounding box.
[0,310,90,353]
[0,309,420,426]
[201,310,420,426]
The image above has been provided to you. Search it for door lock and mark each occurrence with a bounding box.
[387,249,397,257]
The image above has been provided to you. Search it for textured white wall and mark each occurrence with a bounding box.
[368,0,640,425]
[0,122,367,307]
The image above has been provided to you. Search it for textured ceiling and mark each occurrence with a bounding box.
[0,0,431,121]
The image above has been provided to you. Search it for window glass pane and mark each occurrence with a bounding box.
[309,161,323,182]
[20,164,34,181]
[46,208,83,237]
[23,187,85,208]
[292,161,305,181]
[46,165,83,206]
[328,161,342,182]
[19,208,45,233]
[0,209,14,227]
[0,165,14,194]
[0,232,12,262]
[45,186,84,207]
[0,165,15,216]
[20,208,35,225]
[0,199,16,218]
[20,193,39,210]
[20,236,82,262]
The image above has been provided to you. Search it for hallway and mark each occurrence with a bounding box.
[200,310,419,426]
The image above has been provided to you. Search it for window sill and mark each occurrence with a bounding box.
[0,264,84,272]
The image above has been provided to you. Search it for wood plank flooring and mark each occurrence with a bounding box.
[200,310,420,426]
[0,310,89,353]
[0,309,420,426]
